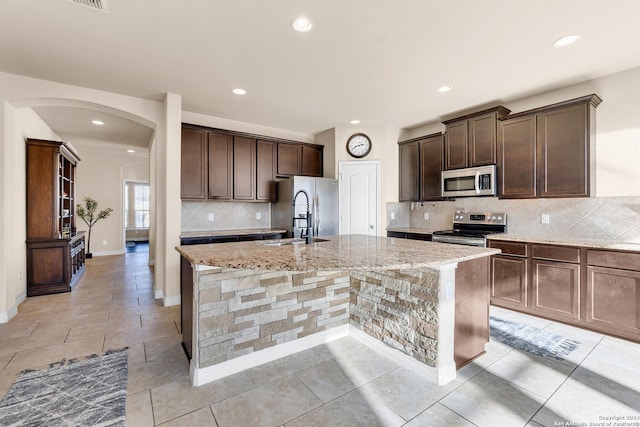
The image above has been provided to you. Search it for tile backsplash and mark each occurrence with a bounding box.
[182,202,271,231]
[387,197,640,243]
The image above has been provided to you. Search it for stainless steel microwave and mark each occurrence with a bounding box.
[441,164,497,197]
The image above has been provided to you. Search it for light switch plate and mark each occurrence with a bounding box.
[424,212,430,220]
[541,213,550,224]
[256,212,262,220]
[208,213,214,221]
[390,212,396,220]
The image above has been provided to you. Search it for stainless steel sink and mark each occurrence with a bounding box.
[260,238,330,246]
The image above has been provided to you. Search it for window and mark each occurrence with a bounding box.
[125,182,149,229]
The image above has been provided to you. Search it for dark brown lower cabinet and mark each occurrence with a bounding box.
[532,259,580,322]
[489,240,528,310]
[490,240,640,342]
[26,233,85,297]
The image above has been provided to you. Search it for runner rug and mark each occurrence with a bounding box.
[490,316,580,360]
[0,348,128,426]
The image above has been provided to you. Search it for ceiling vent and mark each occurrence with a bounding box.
[68,0,108,13]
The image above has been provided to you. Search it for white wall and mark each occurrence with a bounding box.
[0,105,61,320]
[331,126,401,235]
[72,138,149,255]
[404,65,640,198]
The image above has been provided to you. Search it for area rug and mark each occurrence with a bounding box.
[490,316,580,360]
[0,348,128,427]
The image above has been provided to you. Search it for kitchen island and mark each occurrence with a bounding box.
[176,235,500,386]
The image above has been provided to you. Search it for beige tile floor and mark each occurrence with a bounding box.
[1,251,640,426]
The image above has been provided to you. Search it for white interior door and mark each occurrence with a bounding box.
[339,161,379,235]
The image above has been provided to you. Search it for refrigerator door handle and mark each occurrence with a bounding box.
[314,194,319,237]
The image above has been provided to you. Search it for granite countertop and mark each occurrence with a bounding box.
[176,234,500,271]
[180,228,287,238]
[386,227,443,235]
[488,233,640,252]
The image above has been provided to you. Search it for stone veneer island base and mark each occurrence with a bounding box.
[176,235,500,386]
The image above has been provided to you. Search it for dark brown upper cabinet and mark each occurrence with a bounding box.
[208,132,234,200]
[301,144,323,177]
[181,128,207,199]
[181,124,323,201]
[277,142,323,177]
[498,94,601,199]
[443,106,510,170]
[398,132,444,202]
[232,136,256,200]
[277,142,301,176]
[256,140,276,202]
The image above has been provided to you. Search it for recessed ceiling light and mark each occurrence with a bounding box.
[437,85,452,93]
[553,34,579,47]
[292,17,313,32]
[350,119,360,125]
[127,149,136,153]
[91,120,104,125]
[232,88,247,95]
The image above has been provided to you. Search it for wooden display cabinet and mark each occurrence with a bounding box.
[26,139,85,296]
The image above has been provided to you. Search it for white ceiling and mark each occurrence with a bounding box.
[2,0,640,144]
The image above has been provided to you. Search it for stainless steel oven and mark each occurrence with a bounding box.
[441,164,497,198]
[432,212,507,247]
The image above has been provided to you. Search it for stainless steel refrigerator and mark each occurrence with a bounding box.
[273,176,339,238]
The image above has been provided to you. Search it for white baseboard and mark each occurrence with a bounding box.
[17,290,27,305]
[91,249,126,257]
[154,289,164,299]
[148,259,155,266]
[191,324,350,386]
[348,325,456,386]
[163,294,181,307]
[0,304,18,324]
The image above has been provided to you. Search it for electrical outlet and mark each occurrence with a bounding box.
[102,239,108,245]
[208,213,214,221]
[256,212,262,220]
[424,212,430,220]
[541,213,550,224]
[390,212,396,220]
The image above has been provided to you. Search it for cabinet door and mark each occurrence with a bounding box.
[208,132,233,200]
[538,102,589,197]
[532,259,580,321]
[419,135,443,201]
[498,115,537,198]
[491,255,528,309]
[444,120,468,170]
[469,112,497,166]
[586,266,640,338]
[301,145,323,177]
[180,128,207,199]
[233,136,256,200]
[256,140,276,202]
[277,142,301,176]
[398,140,419,201]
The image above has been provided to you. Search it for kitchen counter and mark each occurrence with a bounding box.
[488,233,640,252]
[180,228,286,239]
[176,234,499,271]
[177,234,499,387]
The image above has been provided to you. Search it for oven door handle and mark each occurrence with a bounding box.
[475,171,481,194]
[432,235,485,247]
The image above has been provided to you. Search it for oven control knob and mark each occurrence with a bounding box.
[491,216,496,220]
[497,216,503,220]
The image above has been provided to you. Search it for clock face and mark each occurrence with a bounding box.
[346,133,371,158]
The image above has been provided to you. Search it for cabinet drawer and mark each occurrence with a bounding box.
[489,240,527,257]
[587,250,640,271]
[532,244,580,263]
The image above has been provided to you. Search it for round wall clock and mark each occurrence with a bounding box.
[346,133,372,158]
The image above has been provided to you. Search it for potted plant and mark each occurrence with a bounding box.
[76,197,113,258]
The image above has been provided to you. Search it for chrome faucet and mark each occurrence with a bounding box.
[292,189,312,244]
